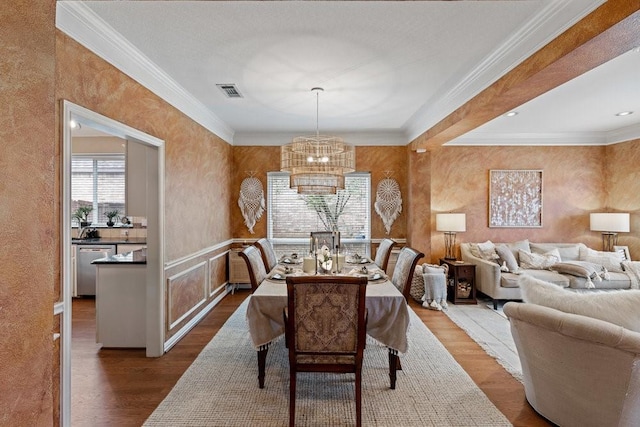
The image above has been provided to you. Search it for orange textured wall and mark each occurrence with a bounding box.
[56,32,233,262]
[231,146,408,241]
[0,1,56,425]
[427,145,608,262]
[232,146,279,240]
[606,138,640,259]
[408,148,432,256]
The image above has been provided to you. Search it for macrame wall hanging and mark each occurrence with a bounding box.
[238,172,265,234]
[374,171,402,235]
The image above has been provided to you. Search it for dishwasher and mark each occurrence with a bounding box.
[77,245,116,296]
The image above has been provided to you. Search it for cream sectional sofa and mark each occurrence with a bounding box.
[461,240,637,309]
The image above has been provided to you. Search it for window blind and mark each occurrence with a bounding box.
[267,172,371,254]
[71,155,125,224]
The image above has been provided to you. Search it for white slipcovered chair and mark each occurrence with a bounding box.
[505,301,640,427]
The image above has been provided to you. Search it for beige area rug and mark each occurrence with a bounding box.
[443,298,522,382]
[144,298,511,427]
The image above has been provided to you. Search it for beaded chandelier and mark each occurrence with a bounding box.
[280,88,355,194]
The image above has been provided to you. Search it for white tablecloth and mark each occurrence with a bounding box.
[246,275,410,353]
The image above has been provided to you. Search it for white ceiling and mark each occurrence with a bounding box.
[56,1,639,147]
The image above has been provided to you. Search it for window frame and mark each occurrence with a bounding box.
[71,153,126,226]
[266,171,371,255]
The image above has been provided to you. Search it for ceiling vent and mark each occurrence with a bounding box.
[216,84,243,98]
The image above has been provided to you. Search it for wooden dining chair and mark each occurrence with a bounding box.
[374,238,396,272]
[239,245,268,293]
[255,237,278,272]
[390,246,425,303]
[285,275,368,427]
[387,246,424,388]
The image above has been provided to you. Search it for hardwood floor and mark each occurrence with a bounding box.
[71,292,551,426]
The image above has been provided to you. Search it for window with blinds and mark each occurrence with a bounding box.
[71,155,125,225]
[267,172,371,255]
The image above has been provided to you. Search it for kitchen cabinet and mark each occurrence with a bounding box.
[95,262,146,348]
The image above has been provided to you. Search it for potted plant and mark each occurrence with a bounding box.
[104,210,120,227]
[73,205,93,227]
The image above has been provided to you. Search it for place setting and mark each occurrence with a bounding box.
[345,252,373,265]
[344,264,388,283]
[278,253,302,265]
[267,265,297,282]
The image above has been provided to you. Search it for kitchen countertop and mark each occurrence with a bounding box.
[92,248,147,265]
[72,237,147,245]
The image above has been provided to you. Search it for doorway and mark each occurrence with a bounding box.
[60,100,165,426]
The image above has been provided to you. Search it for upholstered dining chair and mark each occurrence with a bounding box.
[255,237,278,272]
[374,238,396,272]
[391,246,425,303]
[284,275,368,427]
[387,246,424,388]
[239,245,268,293]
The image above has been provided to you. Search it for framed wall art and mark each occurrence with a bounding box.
[489,169,543,228]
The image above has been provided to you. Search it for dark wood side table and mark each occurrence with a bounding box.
[439,259,477,304]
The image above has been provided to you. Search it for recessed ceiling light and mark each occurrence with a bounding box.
[615,111,634,116]
[504,111,518,117]
[416,148,427,154]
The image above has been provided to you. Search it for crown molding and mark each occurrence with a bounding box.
[233,131,407,147]
[447,131,607,147]
[56,2,235,144]
[404,0,605,143]
[606,122,640,144]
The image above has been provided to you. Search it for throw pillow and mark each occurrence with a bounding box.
[495,244,519,273]
[469,240,499,262]
[507,239,531,262]
[579,247,625,273]
[518,274,640,333]
[518,248,561,270]
[549,261,602,288]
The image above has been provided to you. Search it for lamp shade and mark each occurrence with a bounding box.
[436,213,466,232]
[590,213,630,233]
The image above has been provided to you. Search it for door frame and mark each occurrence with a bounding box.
[60,100,165,426]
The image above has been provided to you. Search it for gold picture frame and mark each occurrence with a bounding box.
[489,170,543,228]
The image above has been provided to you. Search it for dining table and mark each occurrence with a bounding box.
[245,255,410,389]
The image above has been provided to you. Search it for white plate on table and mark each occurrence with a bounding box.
[347,257,371,264]
[367,272,386,283]
[269,273,286,281]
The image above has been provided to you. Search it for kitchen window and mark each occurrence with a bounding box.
[71,155,125,225]
[267,172,371,256]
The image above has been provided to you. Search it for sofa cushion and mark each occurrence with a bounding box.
[495,244,519,273]
[530,243,582,261]
[469,240,499,262]
[519,249,561,269]
[518,274,640,333]
[579,246,625,273]
[501,269,570,288]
